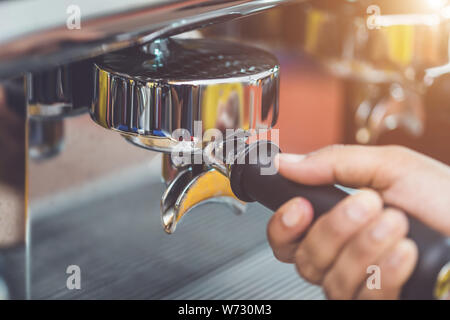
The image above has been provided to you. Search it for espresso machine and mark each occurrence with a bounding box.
[0,0,449,300]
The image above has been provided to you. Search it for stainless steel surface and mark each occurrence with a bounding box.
[15,156,322,299]
[29,118,65,160]
[353,82,425,144]
[0,79,27,248]
[27,61,92,119]
[0,0,292,299]
[0,78,27,299]
[91,37,279,152]
[202,129,252,178]
[27,66,73,119]
[165,244,323,299]
[159,130,278,233]
[0,0,293,299]
[93,37,281,233]
[0,0,296,80]
[160,153,245,234]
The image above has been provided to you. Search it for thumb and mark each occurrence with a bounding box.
[275,145,396,190]
[275,144,450,235]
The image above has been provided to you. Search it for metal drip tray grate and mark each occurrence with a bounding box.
[7,161,323,300]
[163,244,323,300]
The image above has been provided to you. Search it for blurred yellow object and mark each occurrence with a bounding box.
[386,25,414,67]
[435,262,450,300]
[304,8,326,55]
[95,68,109,128]
[176,169,242,226]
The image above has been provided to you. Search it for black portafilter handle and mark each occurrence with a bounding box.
[229,141,450,300]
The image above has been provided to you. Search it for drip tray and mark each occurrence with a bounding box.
[11,161,323,299]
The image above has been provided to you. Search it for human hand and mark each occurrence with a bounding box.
[267,145,450,299]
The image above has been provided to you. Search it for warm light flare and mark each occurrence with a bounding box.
[426,0,448,10]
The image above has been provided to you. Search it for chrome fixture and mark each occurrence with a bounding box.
[161,153,246,234]
[0,0,288,245]
[0,78,26,250]
[352,82,426,144]
[0,0,290,299]
[302,5,450,82]
[27,61,93,160]
[300,1,450,144]
[91,37,279,152]
[91,37,280,232]
[28,118,65,161]
[27,61,93,119]
[0,0,296,80]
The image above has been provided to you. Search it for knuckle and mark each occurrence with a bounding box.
[312,144,346,159]
[325,216,349,239]
[379,145,419,179]
[351,235,374,260]
[319,144,347,158]
[266,215,279,244]
[322,273,349,300]
[295,262,321,285]
[384,145,416,165]
[294,248,322,284]
[385,145,409,155]
[272,250,291,264]
[351,209,409,261]
[323,144,346,153]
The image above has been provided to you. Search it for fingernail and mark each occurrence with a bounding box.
[281,200,305,228]
[345,193,379,223]
[345,204,368,223]
[371,216,393,241]
[387,242,410,267]
[277,153,306,163]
